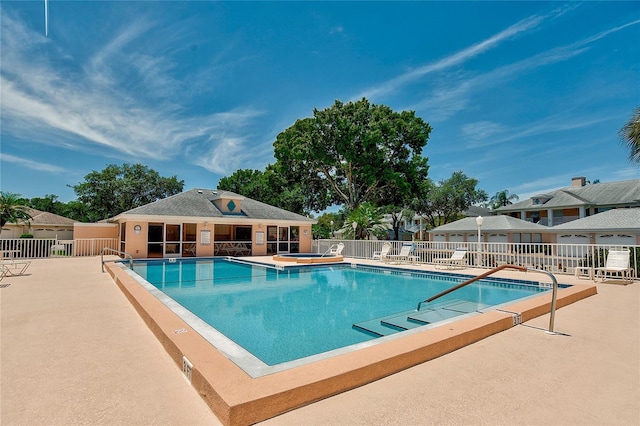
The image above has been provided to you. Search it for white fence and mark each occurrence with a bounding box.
[0,238,119,259]
[313,239,640,277]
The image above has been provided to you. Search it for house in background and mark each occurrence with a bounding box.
[428,215,551,245]
[110,188,316,259]
[428,207,640,246]
[388,206,494,241]
[0,208,75,239]
[496,177,640,226]
[551,208,640,246]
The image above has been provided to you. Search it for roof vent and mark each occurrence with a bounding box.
[197,189,203,194]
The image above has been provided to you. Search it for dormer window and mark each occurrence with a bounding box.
[531,194,551,205]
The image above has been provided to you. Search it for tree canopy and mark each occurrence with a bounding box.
[273,98,431,213]
[70,163,184,221]
[619,106,640,164]
[489,190,519,209]
[0,192,32,228]
[410,171,487,228]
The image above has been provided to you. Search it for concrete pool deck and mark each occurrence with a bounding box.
[1,256,638,425]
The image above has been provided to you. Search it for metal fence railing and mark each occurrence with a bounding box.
[2,237,637,279]
[313,239,640,278]
[0,238,119,259]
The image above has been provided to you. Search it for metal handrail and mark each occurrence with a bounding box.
[416,264,560,334]
[101,247,133,272]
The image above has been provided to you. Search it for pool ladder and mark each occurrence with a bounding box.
[416,264,559,334]
[101,247,134,272]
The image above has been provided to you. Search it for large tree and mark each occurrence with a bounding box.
[217,166,313,215]
[70,163,184,221]
[273,98,431,212]
[411,172,487,228]
[0,192,32,228]
[619,106,640,164]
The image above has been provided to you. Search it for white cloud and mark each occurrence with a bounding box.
[0,12,263,171]
[355,12,547,101]
[0,153,67,173]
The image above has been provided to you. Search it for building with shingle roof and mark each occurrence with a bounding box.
[0,208,75,239]
[429,205,639,247]
[552,207,640,246]
[110,188,316,259]
[496,177,640,226]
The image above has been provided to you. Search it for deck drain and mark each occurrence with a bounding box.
[174,328,187,334]
[182,356,193,382]
[0,283,11,288]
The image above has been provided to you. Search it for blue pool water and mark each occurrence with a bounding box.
[131,258,551,366]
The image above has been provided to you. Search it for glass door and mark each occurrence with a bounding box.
[266,226,278,255]
[278,226,289,253]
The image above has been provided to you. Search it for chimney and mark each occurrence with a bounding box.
[571,176,586,187]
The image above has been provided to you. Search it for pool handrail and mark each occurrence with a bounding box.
[416,264,560,334]
[101,247,133,272]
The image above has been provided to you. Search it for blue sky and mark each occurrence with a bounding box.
[1,1,639,210]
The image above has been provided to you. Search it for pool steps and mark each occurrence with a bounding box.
[352,299,490,337]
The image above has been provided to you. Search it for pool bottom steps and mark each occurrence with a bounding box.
[352,299,490,337]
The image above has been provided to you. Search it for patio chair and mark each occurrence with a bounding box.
[0,259,31,276]
[327,243,345,256]
[372,242,393,262]
[434,248,468,269]
[386,243,416,264]
[0,265,8,281]
[595,250,635,284]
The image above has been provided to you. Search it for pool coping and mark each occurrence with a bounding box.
[105,260,597,426]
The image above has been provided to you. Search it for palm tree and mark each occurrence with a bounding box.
[619,106,640,164]
[490,190,519,209]
[343,203,387,240]
[0,192,32,228]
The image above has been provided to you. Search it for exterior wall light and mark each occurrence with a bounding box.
[134,225,142,234]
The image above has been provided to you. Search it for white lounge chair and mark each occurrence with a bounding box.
[327,243,345,256]
[595,250,635,284]
[386,243,416,264]
[373,242,393,262]
[0,265,9,281]
[434,249,468,269]
[0,259,31,276]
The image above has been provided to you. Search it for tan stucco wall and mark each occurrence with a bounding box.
[123,222,149,258]
[73,223,118,239]
[299,225,312,252]
[197,224,214,257]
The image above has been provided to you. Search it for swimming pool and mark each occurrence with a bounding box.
[130,258,553,372]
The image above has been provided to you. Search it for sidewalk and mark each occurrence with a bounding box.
[1,257,638,425]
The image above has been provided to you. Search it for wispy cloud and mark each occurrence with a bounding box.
[463,113,614,150]
[362,6,639,129]
[0,153,67,173]
[354,11,549,100]
[0,11,263,173]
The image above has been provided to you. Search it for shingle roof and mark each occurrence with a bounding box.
[429,215,548,233]
[552,208,640,232]
[116,188,315,223]
[23,208,75,226]
[497,179,640,212]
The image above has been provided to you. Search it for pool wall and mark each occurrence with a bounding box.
[271,254,344,263]
[106,262,596,426]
